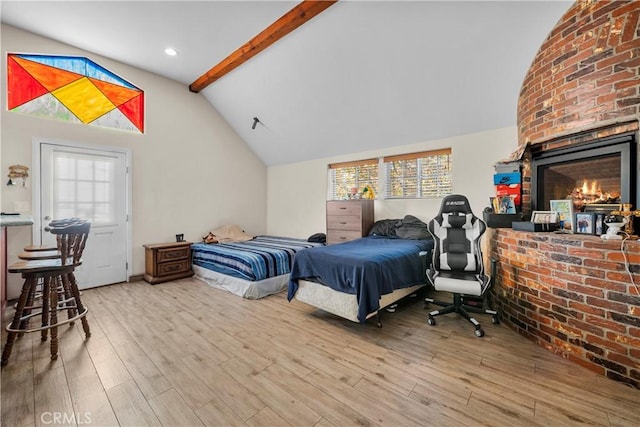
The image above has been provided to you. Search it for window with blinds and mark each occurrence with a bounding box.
[384,149,452,199]
[327,159,379,200]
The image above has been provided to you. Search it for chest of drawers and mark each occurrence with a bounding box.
[326,199,374,244]
[143,241,194,284]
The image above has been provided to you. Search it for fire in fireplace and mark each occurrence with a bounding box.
[531,132,637,213]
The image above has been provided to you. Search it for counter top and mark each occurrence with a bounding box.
[0,214,34,227]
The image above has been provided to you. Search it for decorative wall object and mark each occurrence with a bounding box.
[7,53,144,133]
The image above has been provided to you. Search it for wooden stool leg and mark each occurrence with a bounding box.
[2,276,36,366]
[40,277,51,342]
[66,273,90,338]
[58,275,76,325]
[17,278,38,337]
[49,279,59,361]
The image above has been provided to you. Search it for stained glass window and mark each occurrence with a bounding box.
[7,53,144,133]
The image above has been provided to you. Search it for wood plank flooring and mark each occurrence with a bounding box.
[2,277,639,426]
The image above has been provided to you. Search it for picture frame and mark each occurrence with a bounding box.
[497,195,516,214]
[583,203,622,214]
[531,211,559,224]
[574,212,596,234]
[550,199,574,231]
[594,212,605,236]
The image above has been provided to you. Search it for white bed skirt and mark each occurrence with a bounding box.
[293,279,426,323]
[193,265,289,299]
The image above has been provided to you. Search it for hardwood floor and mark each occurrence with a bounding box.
[2,277,639,426]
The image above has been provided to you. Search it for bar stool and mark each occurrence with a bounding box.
[16,240,71,333]
[20,219,81,253]
[1,220,91,366]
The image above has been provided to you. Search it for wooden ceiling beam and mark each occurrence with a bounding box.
[189,0,338,93]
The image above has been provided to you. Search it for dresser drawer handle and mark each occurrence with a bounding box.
[339,221,347,224]
[339,207,347,210]
[339,236,347,240]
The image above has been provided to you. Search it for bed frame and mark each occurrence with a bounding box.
[292,279,427,327]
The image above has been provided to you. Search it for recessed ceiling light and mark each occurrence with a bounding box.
[164,48,178,56]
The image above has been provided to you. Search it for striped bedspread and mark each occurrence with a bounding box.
[191,236,324,282]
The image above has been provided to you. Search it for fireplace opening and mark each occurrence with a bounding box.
[531,133,637,214]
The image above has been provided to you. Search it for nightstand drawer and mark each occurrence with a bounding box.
[327,215,362,230]
[157,259,191,277]
[157,246,190,262]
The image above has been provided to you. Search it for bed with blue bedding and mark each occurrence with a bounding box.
[192,236,323,299]
[288,235,434,324]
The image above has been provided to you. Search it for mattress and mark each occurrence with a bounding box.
[193,265,291,299]
[288,236,433,322]
[192,235,323,282]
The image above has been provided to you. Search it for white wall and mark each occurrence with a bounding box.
[1,25,267,298]
[267,127,518,239]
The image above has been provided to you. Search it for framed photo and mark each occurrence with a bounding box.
[574,212,596,234]
[550,199,574,231]
[594,213,605,236]
[497,195,516,214]
[531,211,559,224]
[583,203,622,214]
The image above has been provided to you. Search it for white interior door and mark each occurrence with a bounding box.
[39,143,129,289]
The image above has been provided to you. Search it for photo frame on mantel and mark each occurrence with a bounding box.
[574,212,596,234]
[550,199,574,231]
[583,203,622,215]
[531,211,558,224]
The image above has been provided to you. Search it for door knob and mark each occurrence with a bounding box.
[44,216,51,220]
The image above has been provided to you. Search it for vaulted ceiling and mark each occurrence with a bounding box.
[1,1,572,166]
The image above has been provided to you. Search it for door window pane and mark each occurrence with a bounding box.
[52,151,117,225]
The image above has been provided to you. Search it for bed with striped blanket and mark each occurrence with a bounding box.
[191,236,324,299]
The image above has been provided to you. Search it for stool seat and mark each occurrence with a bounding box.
[23,244,58,252]
[2,219,91,366]
[9,259,78,275]
[18,250,61,260]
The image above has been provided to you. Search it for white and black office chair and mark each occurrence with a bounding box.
[425,194,498,337]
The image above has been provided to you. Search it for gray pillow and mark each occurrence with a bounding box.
[395,215,430,240]
[368,219,401,237]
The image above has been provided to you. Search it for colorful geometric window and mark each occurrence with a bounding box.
[7,53,144,133]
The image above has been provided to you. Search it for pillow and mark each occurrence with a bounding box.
[441,213,473,229]
[369,219,401,237]
[395,215,430,240]
[211,224,253,243]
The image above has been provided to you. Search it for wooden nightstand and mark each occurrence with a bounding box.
[143,241,194,284]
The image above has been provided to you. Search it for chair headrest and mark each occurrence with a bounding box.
[439,194,473,215]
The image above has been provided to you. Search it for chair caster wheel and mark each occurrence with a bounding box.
[427,317,436,326]
[474,328,484,337]
[491,315,500,325]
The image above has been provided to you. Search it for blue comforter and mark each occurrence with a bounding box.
[288,236,433,322]
[192,236,323,281]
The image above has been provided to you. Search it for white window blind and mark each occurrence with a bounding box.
[383,149,452,199]
[327,158,379,200]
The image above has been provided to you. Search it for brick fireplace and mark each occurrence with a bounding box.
[489,0,640,388]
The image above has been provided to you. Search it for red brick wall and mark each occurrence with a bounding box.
[515,0,640,216]
[489,229,640,388]
[493,0,640,388]
[517,0,640,148]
